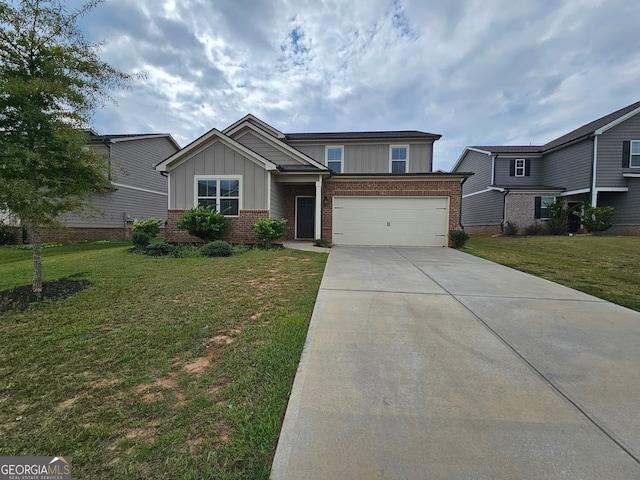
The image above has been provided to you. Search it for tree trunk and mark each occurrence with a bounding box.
[31,222,43,293]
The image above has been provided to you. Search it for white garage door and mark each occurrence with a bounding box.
[332,197,449,247]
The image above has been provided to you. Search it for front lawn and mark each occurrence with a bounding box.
[464,235,640,312]
[0,242,327,479]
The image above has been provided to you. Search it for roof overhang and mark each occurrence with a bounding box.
[327,172,473,182]
[223,114,286,139]
[595,106,640,135]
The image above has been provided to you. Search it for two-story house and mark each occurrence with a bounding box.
[156,115,471,247]
[28,131,180,242]
[452,100,640,235]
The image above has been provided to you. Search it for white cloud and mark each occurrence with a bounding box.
[78,0,639,169]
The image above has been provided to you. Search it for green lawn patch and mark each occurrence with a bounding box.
[0,242,327,479]
[464,235,640,312]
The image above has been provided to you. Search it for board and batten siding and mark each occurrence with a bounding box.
[270,177,285,218]
[235,131,304,165]
[597,113,640,187]
[169,141,268,210]
[292,144,325,164]
[542,140,593,192]
[458,150,492,194]
[461,190,504,226]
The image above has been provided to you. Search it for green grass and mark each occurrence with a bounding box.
[463,235,640,312]
[0,242,327,479]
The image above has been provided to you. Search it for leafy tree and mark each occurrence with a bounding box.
[177,206,229,242]
[0,0,133,292]
[546,197,567,235]
[581,203,615,233]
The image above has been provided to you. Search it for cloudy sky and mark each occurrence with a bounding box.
[77,0,639,171]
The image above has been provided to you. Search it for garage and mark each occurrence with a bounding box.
[332,196,449,246]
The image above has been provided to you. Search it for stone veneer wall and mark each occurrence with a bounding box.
[321,178,463,246]
[163,209,269,244]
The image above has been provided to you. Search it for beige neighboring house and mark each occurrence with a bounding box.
[156,114,471,247]
[9,131,180,243]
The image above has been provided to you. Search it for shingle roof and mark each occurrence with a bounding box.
[285,130,441,141]
[542,100,640,151]
[471,145,542,154]
[87,133,168,142]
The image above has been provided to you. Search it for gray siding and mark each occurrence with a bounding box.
[59,187,168,228]
[111,137,177,193]
[290,141,433,173]
[461,190,504,226]
[597,113,640,187]
[270,176,285,218]
[236,131,304,165]
[494,157,544,186]
[169,141,267,210]
[542,140,593,191]
[599,181,640,224]
[457,150,492,195]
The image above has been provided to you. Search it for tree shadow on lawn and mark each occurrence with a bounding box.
[0,276,91,312]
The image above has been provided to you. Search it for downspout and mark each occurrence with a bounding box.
[590,135,598,206]
[103,139,113,183]
[459,176,468,229]
[501,189,509,233]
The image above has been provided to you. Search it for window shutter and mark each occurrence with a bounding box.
[534,196,541,219]
[622,141,630,168]
[525,159,531,176]
[509,159,515,176]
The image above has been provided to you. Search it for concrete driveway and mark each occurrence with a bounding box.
[271,246,640,479]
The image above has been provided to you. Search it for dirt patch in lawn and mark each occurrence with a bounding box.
[0,279,91,312]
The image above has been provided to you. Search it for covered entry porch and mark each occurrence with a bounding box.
[272,173,324,241]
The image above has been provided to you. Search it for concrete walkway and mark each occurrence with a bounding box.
[271,246,640,479]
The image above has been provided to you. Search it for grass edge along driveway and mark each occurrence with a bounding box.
[0,242,327,479]
[463,235,640,312]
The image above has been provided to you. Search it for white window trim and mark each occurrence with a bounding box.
[515,158,526,177]
[193,175,243,216]
[389,145,410,173]
[630,140,640,168]
[325,145,344,173]
[540,196,555,220]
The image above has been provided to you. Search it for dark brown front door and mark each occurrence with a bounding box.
[296,197,315,239]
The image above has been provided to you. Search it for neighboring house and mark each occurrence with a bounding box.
[25,131,180,242]
[452,100,640,235]
[156,114,471,247]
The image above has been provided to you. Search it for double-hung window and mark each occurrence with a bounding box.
[326,146,343,173]
[515,159,526,177]
[536,196,555,219]
[195,176,241,216]
[390,145,408,173]
[631,141,640,167]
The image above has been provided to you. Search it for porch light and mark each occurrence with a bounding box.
[323,195,328,207]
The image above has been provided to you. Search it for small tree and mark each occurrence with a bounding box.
[0,0,134,292]
[177,206,229,242]
[252,218,288,247]
[546,197,568,235]
[580,204,615,234]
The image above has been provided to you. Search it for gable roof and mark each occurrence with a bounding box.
[543,100,640,151]
[285,130,441,141]
[155,128,278,173]
[88,132,181,149]
[223,114,285,139]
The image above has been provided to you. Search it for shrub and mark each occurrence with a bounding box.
[581,204,615,233]
[545,198,568,235]
[524,222,547,235]
[448,230,469,249]
[177,245,203,258]
[252,217,288,246]
[503,221,519,236]
[132,231,152,249]
[144,240,179,257]
[133,218,162,237]
[232,244,251,256]
[200,240,232,257]
[0,222,16,245]
[177,206,229,242]
[313,238,333,248]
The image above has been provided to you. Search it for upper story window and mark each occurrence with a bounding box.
[510,158,530,177]
[326,146,343,173]
[390,145,408,173]
[631,141,640,168]
[195,176,241,216]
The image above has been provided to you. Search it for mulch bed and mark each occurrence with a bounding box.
[0,279,91,313]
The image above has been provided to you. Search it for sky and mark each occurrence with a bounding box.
[75,0,640,171]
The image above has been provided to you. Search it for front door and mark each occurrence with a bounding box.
[296,197,315,239]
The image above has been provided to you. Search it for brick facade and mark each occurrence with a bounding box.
[163,209,269,244]
[463,225,502,235]
[504,193,539,231]
[321,178,463,246]
[282,185,316,240]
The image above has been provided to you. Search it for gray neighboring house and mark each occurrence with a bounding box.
[156,114,471,247]
[452,100,640,234]
[16,131,180,242]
